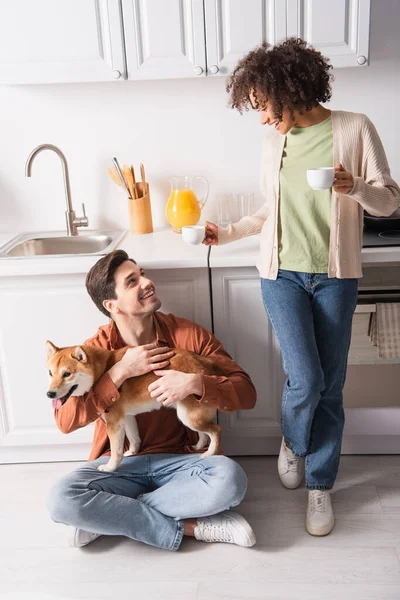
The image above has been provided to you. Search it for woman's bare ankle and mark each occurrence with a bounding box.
[183,519,197,537]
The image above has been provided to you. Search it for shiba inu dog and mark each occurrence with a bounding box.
[46,341,226,472]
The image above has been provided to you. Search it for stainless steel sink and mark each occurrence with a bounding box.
[0,230,126,258]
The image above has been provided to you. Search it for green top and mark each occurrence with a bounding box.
[278,115,333,273]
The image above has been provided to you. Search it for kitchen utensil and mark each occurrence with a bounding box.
[128,181,153,234]
[112,157,131,196]
[140,163,146,183]
[130,165,138,199]
[166,175,209,233]
[107,167,124,187]
[122,165,136,199]
[307,167,335,190]
[108,160,153,234]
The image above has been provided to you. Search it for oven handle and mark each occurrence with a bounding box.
[357,290,400,305]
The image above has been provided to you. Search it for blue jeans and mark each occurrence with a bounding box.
[47,453,247,551]
[261,270,358,490]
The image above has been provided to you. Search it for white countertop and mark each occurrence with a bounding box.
[119,228,209,269]
[209,235,400,268]
[0,228,399,277]
[0,228,209,277]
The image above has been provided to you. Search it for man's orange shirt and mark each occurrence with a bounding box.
[54,312,257,461]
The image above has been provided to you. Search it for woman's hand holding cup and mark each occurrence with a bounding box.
[333,163,354,195]
[203,222,219,246]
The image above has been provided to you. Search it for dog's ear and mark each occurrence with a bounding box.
[46,341,59,360]
[72,346,87,363]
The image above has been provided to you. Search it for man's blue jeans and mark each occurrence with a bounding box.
[261,270,358,490]
[47,453,248,550]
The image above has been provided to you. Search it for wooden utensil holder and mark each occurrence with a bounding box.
[128,182,153,234]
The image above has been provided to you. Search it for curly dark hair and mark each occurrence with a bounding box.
[226,37,333,121]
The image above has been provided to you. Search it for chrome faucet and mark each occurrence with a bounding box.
[25,144,89,236]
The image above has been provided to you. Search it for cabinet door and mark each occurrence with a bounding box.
[0,273,108,464]
[0,0,126,84]
[204,0,276,77]
[0,268,211,464]
[147,268,212,331]
[211,267,285,455]
[122,0,207,80]
[275,0,371,68]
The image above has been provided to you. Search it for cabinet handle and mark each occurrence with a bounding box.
[209,65,219,75]
[113,70,122,79]
[357,55,367,65]
[194,66,204,76]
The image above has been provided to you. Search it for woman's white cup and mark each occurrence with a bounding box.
[182,225,206,245]
[307,167,335,190]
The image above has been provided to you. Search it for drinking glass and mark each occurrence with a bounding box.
[237,192,255,219]
[217,193,240,227]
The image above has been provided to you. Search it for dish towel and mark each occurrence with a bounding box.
[369,303,400,359]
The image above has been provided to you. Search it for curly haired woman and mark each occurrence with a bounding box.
[204,38,400,536]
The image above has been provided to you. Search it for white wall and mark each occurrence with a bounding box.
[0,0,399,235]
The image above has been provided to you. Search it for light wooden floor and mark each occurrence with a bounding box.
[1,455,400,600]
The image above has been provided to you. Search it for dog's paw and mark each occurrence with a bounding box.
[123,442,141,457]
[98,463,117,472]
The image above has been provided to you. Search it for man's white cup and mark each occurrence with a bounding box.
[182,225,206,245]
[307,167,335,190]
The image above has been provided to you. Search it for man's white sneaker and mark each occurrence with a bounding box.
[68,527,101,548]
[194,511,256,547]
[306,490,335,536]
[278,438,305,489]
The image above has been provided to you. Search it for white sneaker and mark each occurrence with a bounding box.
[68,527,101,548]
[278,438,305,489]
[306,490,335,536]
[194,511,256,547]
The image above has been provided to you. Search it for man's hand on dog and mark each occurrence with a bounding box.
[149,370,203,406]
[110,343,174,388]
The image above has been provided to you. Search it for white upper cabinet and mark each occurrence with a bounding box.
[0,0,126,84]
[0,0,371,84]
[204,0,275,76]
[274,0,371,68]
[122,0,207,79]
[206,0,371,76]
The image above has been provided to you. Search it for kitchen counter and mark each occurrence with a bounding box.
[209,235,400,268]
[1,228,399,464]
[0,228,209,277]
[0,228,399,277]
[119,228,208,269]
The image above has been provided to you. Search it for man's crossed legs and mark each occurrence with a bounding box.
[47,453,255,550]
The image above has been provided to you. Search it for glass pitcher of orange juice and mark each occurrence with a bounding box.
[166,175,209,232]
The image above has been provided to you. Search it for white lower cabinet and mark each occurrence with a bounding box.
[147,268,212,331]
[0,267,211,463]
[2,261,397,463]
[211,267,285,455]
[212,266,400,456]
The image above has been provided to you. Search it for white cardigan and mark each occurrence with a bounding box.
[218,110,400,279]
